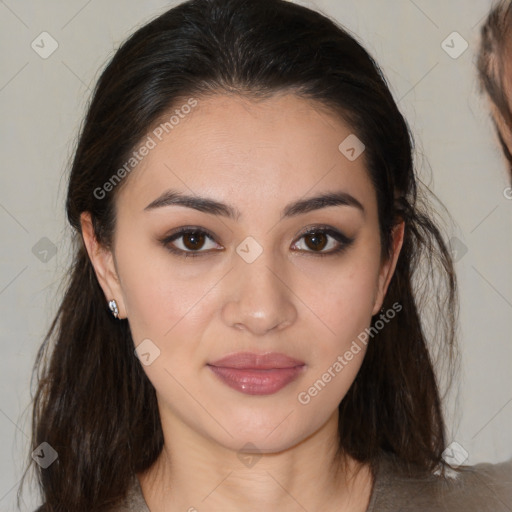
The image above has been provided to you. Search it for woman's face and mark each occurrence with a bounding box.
[83,92,403,454]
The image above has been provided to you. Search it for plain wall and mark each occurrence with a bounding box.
[0,0,510,509]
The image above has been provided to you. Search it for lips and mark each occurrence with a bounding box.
[209,351,305,369]
[207,352,306,395]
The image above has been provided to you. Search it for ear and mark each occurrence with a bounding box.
[371,220,405,315]
[80,212,127,319]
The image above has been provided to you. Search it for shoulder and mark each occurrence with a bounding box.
[34,475,150,512]
[369,451,512,512]
[106,474,150,512]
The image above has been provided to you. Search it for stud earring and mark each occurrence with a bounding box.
[108,299,119,319]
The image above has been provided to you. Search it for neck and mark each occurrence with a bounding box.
[137,410,374,512]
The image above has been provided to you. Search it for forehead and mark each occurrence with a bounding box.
[115,92,376,218]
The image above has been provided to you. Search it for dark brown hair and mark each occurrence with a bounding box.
[18,0,459,510]
[478,0,512,180]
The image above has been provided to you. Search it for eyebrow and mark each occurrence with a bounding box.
[144,188,365,220]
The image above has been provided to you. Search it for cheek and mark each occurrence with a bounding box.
[294,268,377,412]
[115,237,219,346]
[321,268,377,322]
[117,248,218,398]
[301,248,381,338]
[303,276,374,385]
[295,245,381,400]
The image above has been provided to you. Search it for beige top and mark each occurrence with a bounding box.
[111,451,512,511]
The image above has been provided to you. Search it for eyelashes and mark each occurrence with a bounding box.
[159,225,355,259]
[161,227,220,258]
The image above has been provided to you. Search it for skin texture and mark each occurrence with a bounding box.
[81,92,404,512]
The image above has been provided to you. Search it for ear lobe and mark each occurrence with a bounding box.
[372,220,405,316]
[80,212,126,318]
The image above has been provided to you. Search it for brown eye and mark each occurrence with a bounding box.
[303,232,328,251]
[292,227,355,257]
[161,225,354,259]
[161,227,221,258]
[182,231,206,251]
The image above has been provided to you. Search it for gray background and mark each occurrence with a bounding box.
[1,0,511,509]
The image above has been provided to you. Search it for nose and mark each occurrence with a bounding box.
[221,244,298,336]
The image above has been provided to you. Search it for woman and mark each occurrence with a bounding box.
[478,0,512,186]
[20,0,511,510]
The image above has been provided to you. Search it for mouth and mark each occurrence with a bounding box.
[207,352,306,395]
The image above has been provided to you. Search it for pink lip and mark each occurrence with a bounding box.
[208,352,305,395]
[207,352,306,395]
